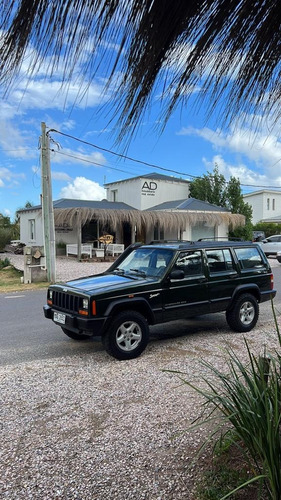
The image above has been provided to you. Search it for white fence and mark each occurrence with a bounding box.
[66,243,124,258]
[66,244,94,258]
[104,243,124,256]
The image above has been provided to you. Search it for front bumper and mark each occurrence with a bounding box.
[43,305,106,336]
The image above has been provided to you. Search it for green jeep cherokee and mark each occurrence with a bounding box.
[43,240,276,360]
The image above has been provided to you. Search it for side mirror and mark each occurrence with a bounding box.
[170,269,185,280]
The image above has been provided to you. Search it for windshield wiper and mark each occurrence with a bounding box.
[129,268,147,277]
[112,268,125,275]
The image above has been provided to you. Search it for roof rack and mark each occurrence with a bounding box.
[149,240,191,244]
[197,237,243,241]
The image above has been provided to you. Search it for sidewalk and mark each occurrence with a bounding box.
[1,253,111,282]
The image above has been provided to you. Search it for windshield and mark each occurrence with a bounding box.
[114,247,174,278]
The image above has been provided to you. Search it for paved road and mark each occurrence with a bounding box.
[0,289,105,366]
[1,263,280,366]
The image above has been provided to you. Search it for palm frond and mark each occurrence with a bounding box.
[1,1,279,137]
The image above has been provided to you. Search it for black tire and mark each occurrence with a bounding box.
[103,311,149,360]
[226,293,259,332]
[61,327,89,340]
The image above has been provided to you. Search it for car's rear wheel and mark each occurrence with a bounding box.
[103,311,149,360]
[61,327,89,340]
[226,293,259,332]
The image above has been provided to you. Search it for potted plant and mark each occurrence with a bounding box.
[56,241,66,256]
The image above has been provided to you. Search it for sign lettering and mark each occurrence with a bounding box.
[142,181,157,191]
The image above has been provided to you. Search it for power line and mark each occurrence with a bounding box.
[50,149,136,176]
[48,129,197,179]
[48,128,281,190]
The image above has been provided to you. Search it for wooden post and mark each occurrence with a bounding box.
[41,122,56,282]
[77,211,82,261]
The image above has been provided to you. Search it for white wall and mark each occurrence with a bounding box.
[244,190,281,224]
[106,176,190,210]
[183,220,228,241]
[19,210,44,246]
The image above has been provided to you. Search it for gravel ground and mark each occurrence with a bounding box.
[1,253,112,282]
[1,253,280,499]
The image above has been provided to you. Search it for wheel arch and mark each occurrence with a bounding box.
[228,284,260,311]
[104,298,155,325]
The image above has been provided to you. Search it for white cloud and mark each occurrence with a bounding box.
[0,167,26,186]
[52,171,72,181]
[202,155,272,189]
[59,177,106,199]
[50,147,106,167]
[42,116,76,133]
[177,118,281,186]
[9,78,109,112]
[0,120,35,159]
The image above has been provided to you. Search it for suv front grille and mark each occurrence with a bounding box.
[52,291,83,313]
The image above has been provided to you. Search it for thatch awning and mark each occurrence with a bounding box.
[54,207,245,231]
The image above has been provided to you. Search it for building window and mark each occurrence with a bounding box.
[111,190,118,202]
[28,219,35,240]
[273,199,275,210]
[267,198,270,210]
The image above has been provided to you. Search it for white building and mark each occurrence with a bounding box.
[243,190,281,224]
[18,173,245,250]
[105,172,190,210]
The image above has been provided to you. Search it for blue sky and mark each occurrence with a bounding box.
[0,40,281,220]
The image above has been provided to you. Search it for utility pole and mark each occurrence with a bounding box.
[41,122,56,282]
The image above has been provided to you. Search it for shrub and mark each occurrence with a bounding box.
[0,227,13,251]
[0,257,11,269]
[253,223,281,238]
[169,300,281,499]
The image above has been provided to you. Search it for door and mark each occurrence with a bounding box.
[162,250,209,321]
[205,248,238,312]
[191,223,215,241]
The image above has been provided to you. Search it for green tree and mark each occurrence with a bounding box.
[0,214,12,228]
[189,166,253,240]
[226,177,252,222]
[0,213,13,250]
[189,165,227,207]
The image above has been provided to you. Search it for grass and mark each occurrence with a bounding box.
[0,259,49,293]
[195,437,267,500]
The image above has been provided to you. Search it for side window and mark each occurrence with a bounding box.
[234,247,264,269]
[206,249,234,273]
[28,219,35,240]
[174,251,203,277]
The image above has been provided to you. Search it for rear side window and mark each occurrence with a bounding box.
[234,247,264,269]
[206,249,234,273]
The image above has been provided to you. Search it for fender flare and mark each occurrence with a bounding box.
[104,297,155,324]
[228,284,261,309]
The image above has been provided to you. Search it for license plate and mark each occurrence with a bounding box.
[53,312,66,325]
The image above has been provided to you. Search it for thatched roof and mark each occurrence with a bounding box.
[54,207,245,231]
[1,1,280,140]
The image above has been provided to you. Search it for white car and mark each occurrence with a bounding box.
[277,250,281,263]
[258,235,281,257]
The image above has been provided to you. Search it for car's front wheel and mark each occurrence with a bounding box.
[61,327,89,340]
[103,311,149,360]
[226,293,259,332]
